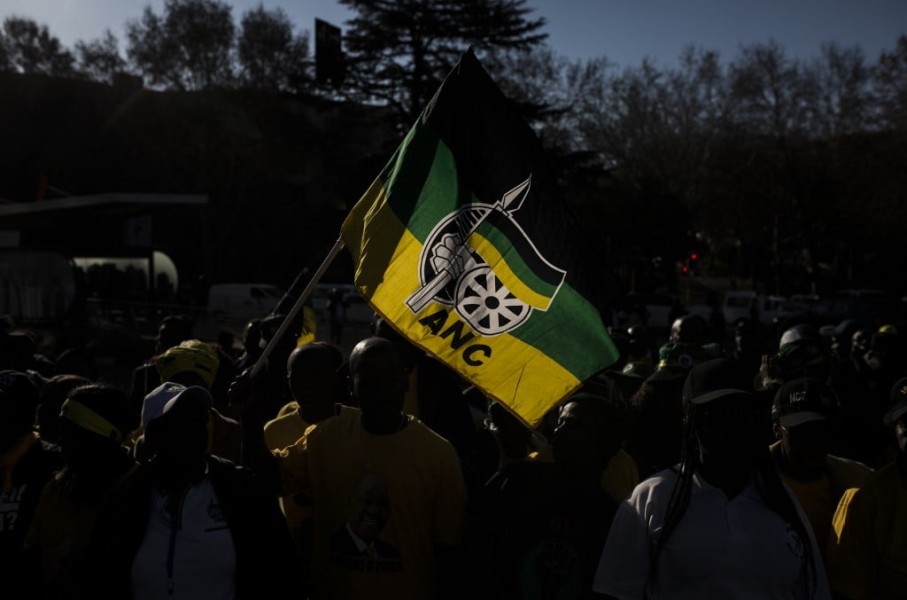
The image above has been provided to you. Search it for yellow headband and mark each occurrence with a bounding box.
[60,400,123,442]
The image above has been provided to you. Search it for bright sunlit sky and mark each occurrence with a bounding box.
[3,0,906,68]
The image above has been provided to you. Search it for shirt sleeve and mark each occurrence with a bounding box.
[273,423,316,496]
[592,481,655,599]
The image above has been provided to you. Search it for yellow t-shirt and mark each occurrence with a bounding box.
[275,407,466,600]
[827,463,907,600]
[771,443,874,555]
[24,465,138,598]
[24,477,100,597]
[600,448,640,504]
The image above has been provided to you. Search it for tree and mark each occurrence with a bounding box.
[481,45,587,154]
[875,35,907,131]
[75,29,127,84]
[125,0,235,90]
[729,40,814,139]
[237,5,310,93]
[338,0,547,126]
[810,42,873,137]
[0,16,74,76]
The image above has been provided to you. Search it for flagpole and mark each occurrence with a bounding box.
[250,237,346,378]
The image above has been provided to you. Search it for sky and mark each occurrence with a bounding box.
[2,0,906,69]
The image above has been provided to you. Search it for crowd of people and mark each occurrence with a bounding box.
[0,301,905,599]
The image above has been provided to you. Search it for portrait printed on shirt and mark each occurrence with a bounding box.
[329,469,402,572]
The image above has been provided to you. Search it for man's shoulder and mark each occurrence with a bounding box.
[628,467,682,500]
[403,417,458,447]
[305,406,362,440]
[826,453,875,489]
[858,462,904,494]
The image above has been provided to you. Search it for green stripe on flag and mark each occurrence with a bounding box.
[468,217,565,310]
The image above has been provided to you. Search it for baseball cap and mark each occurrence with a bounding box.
[772,377,840,428]
[143,386,214,455]
[682,358,751,406]
[160,385,213,417]
[884,376,907,427]
[141,381,186,428]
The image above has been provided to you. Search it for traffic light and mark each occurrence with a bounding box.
[689,252,699,272]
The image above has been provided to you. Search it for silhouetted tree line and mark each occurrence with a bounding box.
[2,0,907,297]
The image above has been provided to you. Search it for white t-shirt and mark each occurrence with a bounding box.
[593,468,831,599]
[131,475,237,600]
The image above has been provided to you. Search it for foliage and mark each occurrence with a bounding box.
[75,30,126,85]
[125,0,236,90]
[338,0,546,126]
[237,5,310,93]
[0,16,74,76]
[876,35,907,131]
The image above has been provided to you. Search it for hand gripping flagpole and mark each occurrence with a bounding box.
[250,237,346,378]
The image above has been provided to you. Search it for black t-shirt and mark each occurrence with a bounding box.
[465,460,617,599]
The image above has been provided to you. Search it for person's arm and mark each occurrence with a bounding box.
[230,369,283,495]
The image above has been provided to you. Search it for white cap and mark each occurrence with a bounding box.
[141,382,186,428]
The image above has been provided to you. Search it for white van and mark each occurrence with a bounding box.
[206,283,285,320]
[722,291,793,326]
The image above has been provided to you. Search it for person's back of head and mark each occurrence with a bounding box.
[0,369,40,452]
[58,383,135,475]
[775,326,832,383]
[349,337,407,432]
[552,392,624,478]
[670,314,707,346]
[156,314,195,354]
[2,330,37,372]
[242,318,262,354]
[287,341,345,424]
[53,347,99,381]
[36,373,92,444]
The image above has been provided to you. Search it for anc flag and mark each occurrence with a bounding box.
[340,48,619,427]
